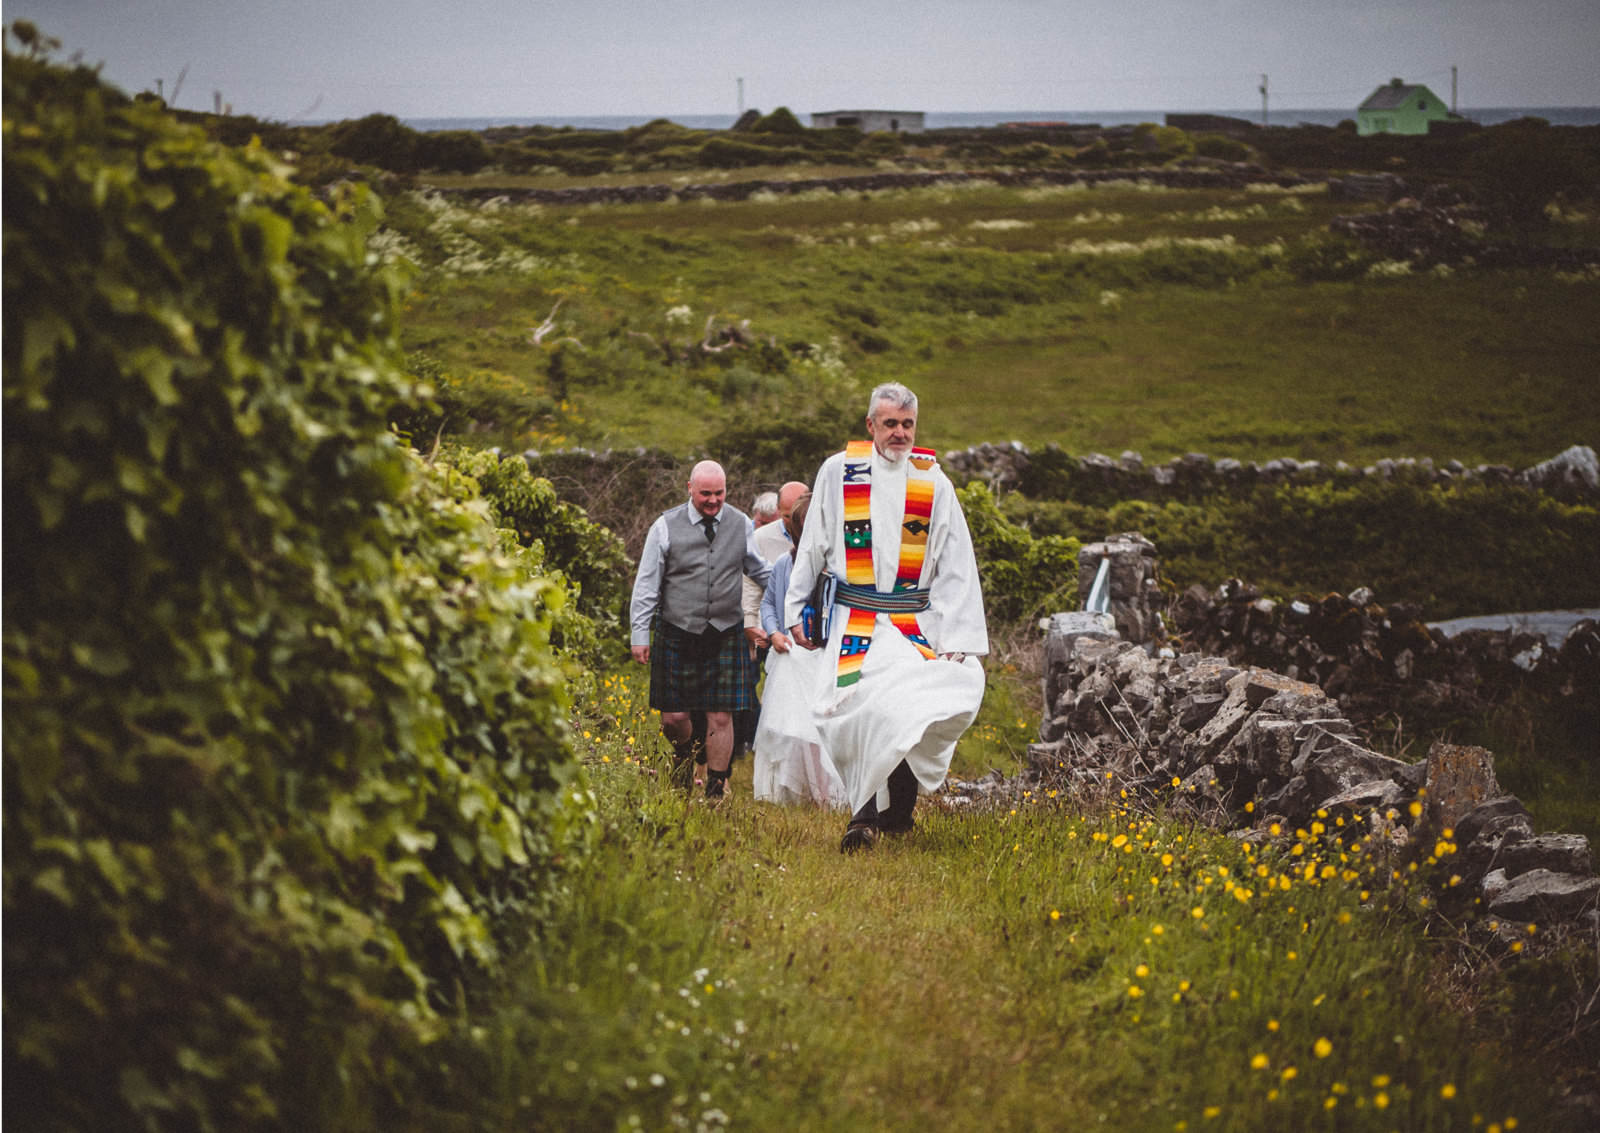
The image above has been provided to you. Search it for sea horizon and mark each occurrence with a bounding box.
[387,106,1600,133]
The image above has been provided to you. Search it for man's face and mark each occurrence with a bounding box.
[688,470,726,518]
[866,400,917,462]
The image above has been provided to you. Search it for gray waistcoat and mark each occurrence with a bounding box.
[660,503,749,634]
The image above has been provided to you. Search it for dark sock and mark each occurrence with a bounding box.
[882,761,917,831]
[705,767,730,798]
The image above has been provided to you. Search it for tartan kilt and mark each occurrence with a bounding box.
[649,620,757,713]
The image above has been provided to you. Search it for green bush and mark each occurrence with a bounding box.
[1001,480,1600,621]
[1469,118,1599,230]
[329,111,420,172]
[958,483,1082,626]
[1192,132,1256,163]
[751,106,806,135]
[414,128,490,173]
[696,135,786,168]
[3,49,586,1128]
[439,445,632,660]
[707,400,863,488]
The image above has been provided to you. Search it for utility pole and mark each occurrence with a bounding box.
[1259,74,1268,127]
[737,77,744,116]
[1451,65,1458,113]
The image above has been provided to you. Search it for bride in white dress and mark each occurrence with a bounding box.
[751,495,848,810]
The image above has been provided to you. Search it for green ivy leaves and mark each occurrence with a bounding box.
[4,46,589,1130]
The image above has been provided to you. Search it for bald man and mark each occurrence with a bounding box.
[631,460,772,798]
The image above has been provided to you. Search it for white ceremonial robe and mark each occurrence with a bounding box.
[752,645,849,809]
[753,554,848,810]
[785,446,988,816]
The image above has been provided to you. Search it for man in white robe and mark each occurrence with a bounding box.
[785,382,988,851]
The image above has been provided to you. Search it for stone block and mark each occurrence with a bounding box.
[1424,741,1502,832]
[1487,869,1600,922]
[1499,833,1592,879]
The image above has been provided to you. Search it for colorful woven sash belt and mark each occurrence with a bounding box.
[835,439,939,687]
[832,580,930,613]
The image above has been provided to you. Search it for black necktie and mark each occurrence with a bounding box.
[701,516,716,542]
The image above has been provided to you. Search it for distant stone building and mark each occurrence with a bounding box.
[810,109,925,134]
[1357,79,1460,136]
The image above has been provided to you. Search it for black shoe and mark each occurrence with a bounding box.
[705,768,729,800]
[877,814,915,836]
[839,822,878,853]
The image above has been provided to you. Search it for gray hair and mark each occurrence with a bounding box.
[751,491,779,522]
[866,382,918,419]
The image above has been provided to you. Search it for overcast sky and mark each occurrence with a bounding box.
[9,0,1599,122]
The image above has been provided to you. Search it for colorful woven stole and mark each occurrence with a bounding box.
[835,441,939,687]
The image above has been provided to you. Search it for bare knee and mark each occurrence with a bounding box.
[660,712,692,742]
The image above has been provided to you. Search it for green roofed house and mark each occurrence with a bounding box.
[1357,78,1460,136]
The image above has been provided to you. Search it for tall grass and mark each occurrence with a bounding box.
[419,668,1592,1131]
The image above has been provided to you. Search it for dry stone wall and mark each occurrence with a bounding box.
[1170,580,1599,735]
[441,164,1313,209]
[944,442,1600,501]
[1026,537,1598,936]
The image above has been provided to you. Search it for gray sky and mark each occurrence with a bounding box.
[9,0,1599,122]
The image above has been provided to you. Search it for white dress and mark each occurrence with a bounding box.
[785,446,988,816]
[752,553,848,809]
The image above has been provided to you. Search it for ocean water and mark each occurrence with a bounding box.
[401,107,1600,133]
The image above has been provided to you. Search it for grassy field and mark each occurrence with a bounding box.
[377,180,1598,1129]
[389,179,1600,468]
[413,669,1594,1132]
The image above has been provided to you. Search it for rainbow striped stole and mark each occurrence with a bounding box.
[835,441,939,687]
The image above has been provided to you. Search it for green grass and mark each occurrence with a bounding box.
[390,180,1600,468]
[379,184,1596,1129]
[910,274,1600,464]
[417,668,1591,1131]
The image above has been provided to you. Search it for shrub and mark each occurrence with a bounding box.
[858,131,906,158]
[696,135,778,168]
[414,128,491,173]
[958,483,1082,626]
[329,111,420,171]
[751,106,806,135]
[708,398,864,488]
[440,445,632,659]
[1192,132,1255,163]
[3,49,584,1128]
[1000,480,1600,621]
[1470,118,1598,231]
